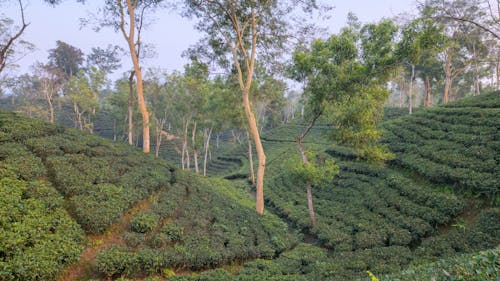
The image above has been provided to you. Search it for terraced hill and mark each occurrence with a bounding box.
[383,92,499,200]
[0,111,296,280]
[0,92,498,281]
[170,92,499,280]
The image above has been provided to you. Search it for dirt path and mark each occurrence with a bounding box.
[57,197,155,281]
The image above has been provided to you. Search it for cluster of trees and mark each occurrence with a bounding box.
[389,0,500,110]
[7,40,121,133]
[1,0,498,215]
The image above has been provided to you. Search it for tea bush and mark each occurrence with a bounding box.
[382,92,499,199]
[96,173,298,276]
[0,167,84,281]
[130,212,160,233]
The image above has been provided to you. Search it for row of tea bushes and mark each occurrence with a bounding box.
[382,92,499,199]
[379,247,499,281]
[0,165,84,280]
[0,110,175,234]
[95,172,298,278]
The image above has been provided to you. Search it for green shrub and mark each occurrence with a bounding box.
[96,246,136,277]
[0,173,84,280]
[161,222,184,243]
[382,248,500,281]
[130,212,160,233]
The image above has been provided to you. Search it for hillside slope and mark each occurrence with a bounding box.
[383,91,499,200]
[171,92,499,280]
[0,92,498,280]
[0,111,296,280]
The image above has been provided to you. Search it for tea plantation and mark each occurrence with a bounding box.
[0,91,499,280]
[382,92,499,200]
[0,111,296,280]
[167,92,499,280]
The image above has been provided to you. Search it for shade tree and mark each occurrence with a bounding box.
[290,19,398,227]
[183,0,325,214]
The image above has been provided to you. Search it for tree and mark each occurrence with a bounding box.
[69,0,165,153]
[116,0,160,153]
[66,71,98,133]
[86,44,123,75]
[397,11,447,108]
[184,0,321,214]
[10,74,45,118]
[105,75,139,142]
[424,0,499,100]
[32,62,64,123]
[290,20,396,227]
[48,40,84,80]
[424,0,500,40]
[144,68,173,158]
[0,0,32,76]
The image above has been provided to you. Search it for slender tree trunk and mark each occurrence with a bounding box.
[192,121,199,174]
[113,119,117,142]
[400,76,405,108]
[246,130,255,185]
[181,141,185,170]
[295,113,321,228]
[216,133,220,149]
[155,118,164,158]
[46,90,55,123]
[296,138,316,228]
[425,74,431,107]
[231,129,237,143]
[42,81,55,123]
[228,4,265,214]
[473,42,480,96]
[128,71,134,145]
[409,64,415,114]
[73,100,84,131]
[243,92,266,214]
[444,49,453,104]
[449,81,454,102]
[496,54,499,90]
[183,120,190,171]
[119,0,150,153]
[203,127,212,177]
[48,98,54,123]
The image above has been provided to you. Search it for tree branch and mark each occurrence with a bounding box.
[0,0,29,74]
[438,15,500,40]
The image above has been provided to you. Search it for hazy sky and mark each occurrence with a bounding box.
[2,0,416,80]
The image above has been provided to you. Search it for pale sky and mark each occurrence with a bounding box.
[2,0,417,80]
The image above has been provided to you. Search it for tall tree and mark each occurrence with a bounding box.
[184,0,321,214]
[32,62,64,123]
[48,40,84,80]
[115,0,156,153]
[290,20,397,227]
[70,0,165,153]
[424,0,499,100]
[86,44,123,75]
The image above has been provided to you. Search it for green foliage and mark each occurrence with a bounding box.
[160,222,184,243]
[95,172,297,276]
[0,167,84,281]
[382,91,500,200]
[381,248,500,281]
[0,111,174,234]
[130,212,160,233]
[287,151,339,187]
[291,21,397,162]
